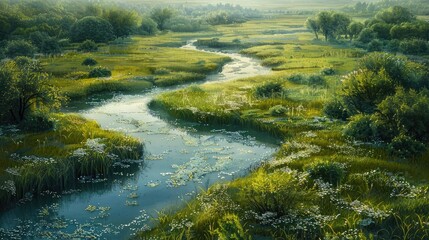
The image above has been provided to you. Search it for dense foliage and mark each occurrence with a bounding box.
[0,58,62,123]
[326,52,429,158]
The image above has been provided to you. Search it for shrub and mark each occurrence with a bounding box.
[374,88,429,142]
[139,17,158,35]
[399,39,428,55]
[77,40,98,52]
[357,28,376,44]
[307,162,347,186]
[89,66,112,78]
[323,99,349,120]
[307,75,326,86]
[287,74,306,84]
[321,67,335,76]
[367,39,383,52]
[344,114,377,142]
[81,58,98,66]
[19,112,54,132]
[269,105,288,116]
[5,40,36,58]
[388,134,426,159]
[254,82,284,98]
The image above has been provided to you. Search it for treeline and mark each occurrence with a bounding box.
[344,0,429,16]
[0,0,261,59]
[306,6,429,55]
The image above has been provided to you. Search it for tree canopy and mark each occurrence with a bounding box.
[0,59,62,123]
[70,16,115,43]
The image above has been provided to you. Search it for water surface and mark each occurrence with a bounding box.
[0,41,276,239]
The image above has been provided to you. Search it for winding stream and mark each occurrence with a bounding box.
[0,41,277,239]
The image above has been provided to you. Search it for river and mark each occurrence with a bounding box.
[0,41,277,239]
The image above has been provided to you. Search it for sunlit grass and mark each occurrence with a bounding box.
[137,14,429,239]
[0,114,143,209]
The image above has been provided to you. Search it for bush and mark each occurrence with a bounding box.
[81,58,98,66]
[388,135,426,159]
[357,28,376,44]
[254,82,284,98]
[139,17,158,35]
[321,67,335,76]
[399,39,428,55]
[269,105,288,116]
[288,74,306,84]
[5,40,36,58]
[307,162,347,186]
[374,88,429,142]
[307,75,326,86]
[19,112,54,132]
[344,114,377,142]
[367,39,383,52]
[89,66,112,78]
[323,99,349,120]
[77,40,98,52]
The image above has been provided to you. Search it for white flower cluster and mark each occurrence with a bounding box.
[169,219,194,232]
[0,180,16,196]
[85,138,106,153]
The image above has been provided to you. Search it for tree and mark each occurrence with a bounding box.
[40,37,61,56]
[305,17,320,40]
[332,13,351,39]
[316,11,335,41]
[150,8,173,31]
[375,6,415,24]
[5,40,36,58]
[140,17,158,35]
[0,60,62,123]
[315,11,350,41]
[77,40,98,52]
[103,9,136,39]
[357,28,376,43]
[348,22,364,42]
[70,16,114,43]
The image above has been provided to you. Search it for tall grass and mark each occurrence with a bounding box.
[0,114,143,209]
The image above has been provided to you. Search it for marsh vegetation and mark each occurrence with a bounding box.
[0,0,428,239]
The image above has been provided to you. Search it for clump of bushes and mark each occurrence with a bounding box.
[269,105,288,116]
[323,99,349,120]
[77,40,98,52]
[81,58,98,66]
[287,74,306,84]
[344,114,377,142]
[328,53,429,158]
[254,82,284,98]
[89,66,112,78]
[307,162,347,186]
[399,39,428,55]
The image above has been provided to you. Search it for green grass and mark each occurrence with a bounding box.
[43,34,230,99]
[137,15,429,240]
[0,114,144,210]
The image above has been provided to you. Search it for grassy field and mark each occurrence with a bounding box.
[137,15,429,239]
[44,34,230,99]
[0,114,143,209]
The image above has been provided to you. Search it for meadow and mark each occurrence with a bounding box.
[137,15,429,239]
[0,1,428,238]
